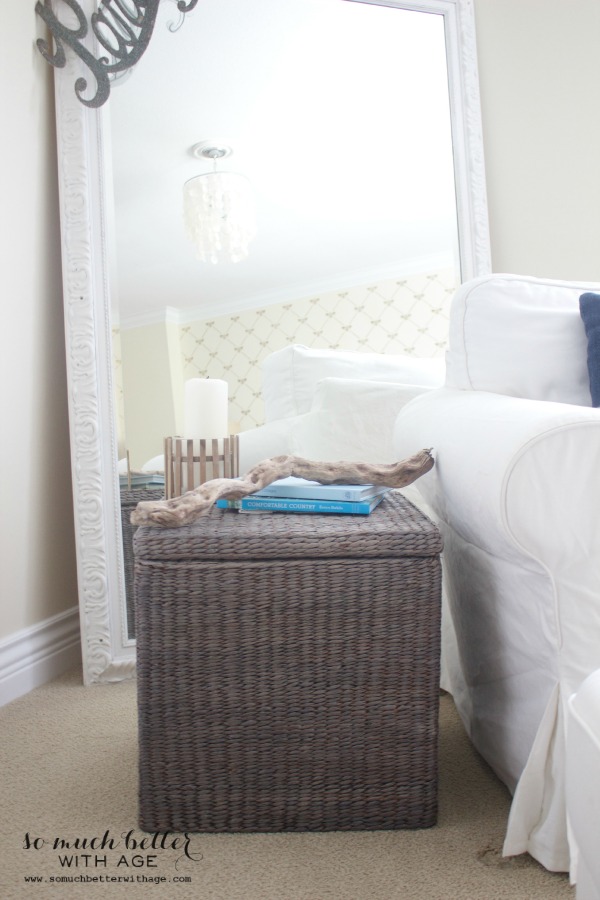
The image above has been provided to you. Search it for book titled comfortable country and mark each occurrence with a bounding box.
[216,476,390,515]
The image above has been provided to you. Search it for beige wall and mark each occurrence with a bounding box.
[2,2,599,654]
[474,0,600,280]
[0,10,78,641]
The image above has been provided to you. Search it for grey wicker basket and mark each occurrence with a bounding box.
[134,491,442,833]
[120,487,164,639]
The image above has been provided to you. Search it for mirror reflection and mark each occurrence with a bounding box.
[108,0,461,637]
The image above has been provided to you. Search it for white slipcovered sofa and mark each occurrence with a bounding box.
[139,344,443,482]
[393,273,600,877]
[238,343,445,472]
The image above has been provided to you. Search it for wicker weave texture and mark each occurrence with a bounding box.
[133,491,443,562]
[135,493,442,833]
[120,487,164,639]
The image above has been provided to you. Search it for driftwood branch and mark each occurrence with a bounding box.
[131,450,435,528]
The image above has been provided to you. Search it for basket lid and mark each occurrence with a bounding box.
[133,491,442,562]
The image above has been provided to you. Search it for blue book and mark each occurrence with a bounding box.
[119,473,165,488]
[216,493,386,515]
[254,476,389,502]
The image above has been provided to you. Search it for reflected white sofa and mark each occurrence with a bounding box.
[140,344,444,480]
[567,669,600,899]
[238,343,445,471]
[393,274,600,876]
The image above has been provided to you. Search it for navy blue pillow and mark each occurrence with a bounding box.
[580,292,600,407]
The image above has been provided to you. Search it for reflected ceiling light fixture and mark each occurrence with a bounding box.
[183,142,256,264]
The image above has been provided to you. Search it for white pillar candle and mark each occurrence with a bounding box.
[184,378,228,440]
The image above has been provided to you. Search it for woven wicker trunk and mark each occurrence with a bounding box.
[134,491,442,833]
[120,487,164,639]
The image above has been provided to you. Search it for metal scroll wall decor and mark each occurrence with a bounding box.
[35,0,199,108]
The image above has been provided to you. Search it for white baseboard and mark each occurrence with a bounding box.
[0,608,81,707]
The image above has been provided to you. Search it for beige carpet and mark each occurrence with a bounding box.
[0,668,573,900]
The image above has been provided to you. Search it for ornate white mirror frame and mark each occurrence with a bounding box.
[48,0,490,684]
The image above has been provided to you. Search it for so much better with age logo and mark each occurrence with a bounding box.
[22,829,202,887]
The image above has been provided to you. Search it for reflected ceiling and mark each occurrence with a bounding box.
[108,0,458,326]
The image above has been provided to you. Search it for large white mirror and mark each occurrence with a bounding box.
[49,0,490,683]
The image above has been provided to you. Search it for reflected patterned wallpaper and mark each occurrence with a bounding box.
[179,268,458,431]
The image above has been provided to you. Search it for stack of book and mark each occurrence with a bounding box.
[119,472,165,490]
[216,476,390,516]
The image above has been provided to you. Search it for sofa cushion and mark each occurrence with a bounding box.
[579,292,600,407]
[262,344,445,421]
[445,274,598,406]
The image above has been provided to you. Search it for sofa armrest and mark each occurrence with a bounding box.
[394,387,600,563]
[394,388,600,690]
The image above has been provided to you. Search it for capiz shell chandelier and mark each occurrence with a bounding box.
[183,144,256,264]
